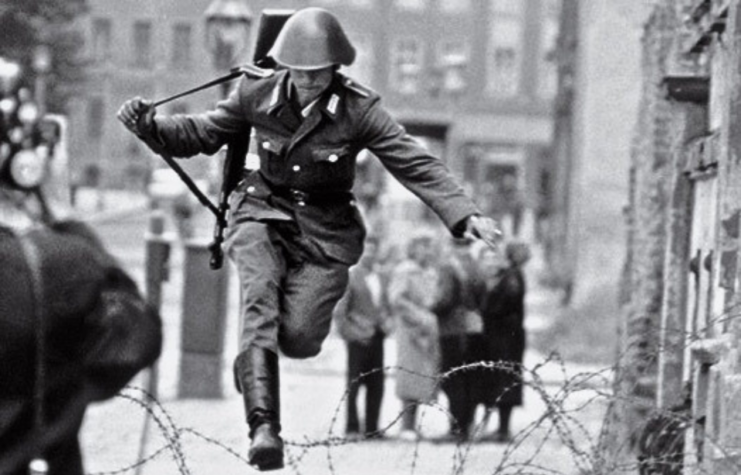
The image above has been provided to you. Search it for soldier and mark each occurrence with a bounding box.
[117,7,501,471]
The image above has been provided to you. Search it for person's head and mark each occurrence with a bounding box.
[288,67,335,106]
[505,241,531,268]
[479,246,507,277]
[269,8,355,105]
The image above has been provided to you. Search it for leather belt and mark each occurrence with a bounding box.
[272,185,354,207]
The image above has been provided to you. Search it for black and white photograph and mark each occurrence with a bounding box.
[0,1,733,474]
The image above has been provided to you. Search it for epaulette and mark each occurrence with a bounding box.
[241,65,275,80]
[340,75,374,98]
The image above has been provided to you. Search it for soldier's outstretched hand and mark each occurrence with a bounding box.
[117,97,156,138]
[464,215,503,250]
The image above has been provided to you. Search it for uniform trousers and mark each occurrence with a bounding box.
[225,219,349,358]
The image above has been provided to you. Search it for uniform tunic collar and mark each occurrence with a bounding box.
[267,71,341,122]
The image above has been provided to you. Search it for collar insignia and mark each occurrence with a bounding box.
[327,94,340,115]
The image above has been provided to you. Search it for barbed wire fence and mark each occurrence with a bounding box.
[82,306,741,475]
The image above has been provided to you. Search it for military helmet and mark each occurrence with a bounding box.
[268,8,355,70]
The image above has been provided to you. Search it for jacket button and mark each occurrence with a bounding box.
[328,154,338,163]
[292,165,301,172]
[247,186,255,193]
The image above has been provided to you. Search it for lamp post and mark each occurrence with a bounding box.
[32,43,51,116]
[177,0,254,400]
[205,0,254,98]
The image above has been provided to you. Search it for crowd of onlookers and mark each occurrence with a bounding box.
[333,230,532,444]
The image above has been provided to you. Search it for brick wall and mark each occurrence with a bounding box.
[614,0,741,472]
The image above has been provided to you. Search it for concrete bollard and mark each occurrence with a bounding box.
[143,209,171,401]
[178,239,229,398]
[137,209,172,475]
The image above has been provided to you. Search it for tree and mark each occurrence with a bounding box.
[0,0,88,113]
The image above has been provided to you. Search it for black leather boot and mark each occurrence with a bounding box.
[234,348,284,471]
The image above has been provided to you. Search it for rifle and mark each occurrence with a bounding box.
[149,10,294,270]
[151,64,268,269]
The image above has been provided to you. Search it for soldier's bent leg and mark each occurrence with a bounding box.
[279,258,349,358]
[226,222,286,471]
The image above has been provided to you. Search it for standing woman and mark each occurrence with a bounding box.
[432,236,485,442]
[478,242,531,443]
[388,232,441,441]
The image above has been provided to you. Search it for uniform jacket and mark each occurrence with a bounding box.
[142,70,479,265]
[388,260,440,402]
[0,220,162,475]
[333,264,391,344]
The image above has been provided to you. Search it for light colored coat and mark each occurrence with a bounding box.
[388,260,440,402]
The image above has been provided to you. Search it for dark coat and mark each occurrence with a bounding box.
[433,256,484,337]
[479,266,526,408]
[0,220,162,475]
[142,70,479,265]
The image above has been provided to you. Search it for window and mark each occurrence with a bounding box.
[132,20,153,68]
[538,0,561,98]
[390,37,424,95]
[394,0,427,11]
[88,97,104,140]
[437,39,469,93]
[440,0,470,13]
[171,23,192,70]
[487,0,525,97]
[92,18,112,63]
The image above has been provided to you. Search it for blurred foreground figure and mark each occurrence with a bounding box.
[0,56,162,475]
[118,7,500,470]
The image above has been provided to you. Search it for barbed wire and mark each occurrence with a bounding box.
[80,334,741,475]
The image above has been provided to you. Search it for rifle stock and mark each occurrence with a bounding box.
[209,130,251,270]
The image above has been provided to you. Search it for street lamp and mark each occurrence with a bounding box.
[32,44,52,116]
[175,0,253,400]
[205,0,253,81]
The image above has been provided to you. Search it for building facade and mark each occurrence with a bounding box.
[612,0,741,472]
[68,0,225,191]
[68,0,560,239]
